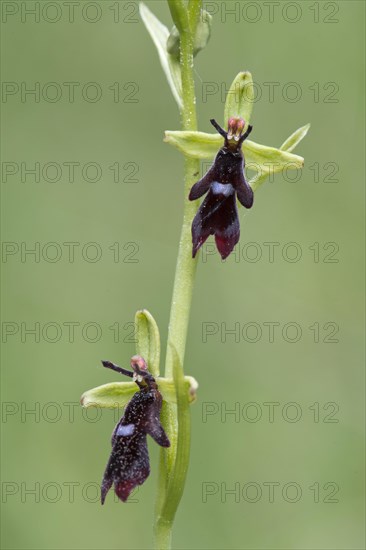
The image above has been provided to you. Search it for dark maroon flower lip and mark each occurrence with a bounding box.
[189,118,254,260]
[100,357,170,504]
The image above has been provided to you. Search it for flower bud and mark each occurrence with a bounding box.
[167,10,212,58]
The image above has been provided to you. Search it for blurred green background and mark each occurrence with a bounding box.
[1,1,365,549]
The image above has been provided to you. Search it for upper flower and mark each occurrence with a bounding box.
[189,117,254,259]
[164,71,310,259]
[165,71,309,191]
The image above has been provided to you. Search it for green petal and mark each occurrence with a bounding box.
[80,377,198,409]
[164,130,221,159]
[224,71,254,126]
[249,124,309,190]
[280,123,311,152]
[139,3,182,109]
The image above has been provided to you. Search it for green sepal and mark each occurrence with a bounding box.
[249,123,310,190]
[245,139,304,178]
[165,130,304,176]
[135,309,161,377]
[80,376,198,409]
[224,71,254,126]
[81,381,136,409]
[164,130,221,159]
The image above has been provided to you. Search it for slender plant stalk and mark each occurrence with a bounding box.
[154,2,201,549]
[165,35,199,377]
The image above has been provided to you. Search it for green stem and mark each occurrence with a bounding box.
[165,24,199,379]
[187,0,201,33]
[167,0,189,32]
[154,2,201,549]
[154,519,172,550]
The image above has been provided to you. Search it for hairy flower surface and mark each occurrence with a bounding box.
[189,117,253,259]
[100,356,170,504]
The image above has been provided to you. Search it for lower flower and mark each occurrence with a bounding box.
[100,356,170,504]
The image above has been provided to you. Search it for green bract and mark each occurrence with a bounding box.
[140,2,183,109]
[140,3,212,111]
[164,71,310,190]
[158,343,191,522]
